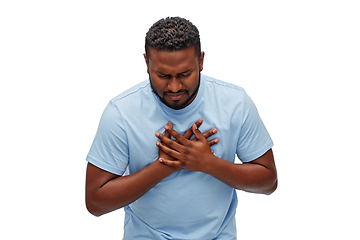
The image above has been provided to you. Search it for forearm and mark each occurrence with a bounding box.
[86,159,175,216]
[205,154,278,195]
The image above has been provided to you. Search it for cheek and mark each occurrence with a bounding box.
[188,75,200,92]
[150,78,166,96]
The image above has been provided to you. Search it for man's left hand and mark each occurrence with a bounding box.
[155,123,218,172]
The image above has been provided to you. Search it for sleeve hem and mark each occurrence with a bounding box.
[86,156,125,176]
[238,141,274,163]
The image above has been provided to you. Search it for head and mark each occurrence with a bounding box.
[144,17,204,110]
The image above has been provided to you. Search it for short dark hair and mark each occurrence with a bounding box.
[145,17,201,60]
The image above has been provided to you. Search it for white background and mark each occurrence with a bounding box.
[1,0,359,239]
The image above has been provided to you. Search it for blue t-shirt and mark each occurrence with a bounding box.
[86,74,273,239]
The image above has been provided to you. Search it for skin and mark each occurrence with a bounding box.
[156,123,277,195]
[86,46,277,217]
[86,120,219,216]
[144,46,204,110]
[147,46,277,194]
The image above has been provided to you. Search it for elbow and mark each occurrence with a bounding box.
[85,196,107,217]
[263,168,278,195]
[241,179,278,195]
[87,208,103,217]
[86,200,102,217]
[85,194,125,217]
[264,179,278,195]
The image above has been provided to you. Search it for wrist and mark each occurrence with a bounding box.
[202,154,222,175]
[155,158,180,175]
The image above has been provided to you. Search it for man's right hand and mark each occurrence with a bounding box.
[157,119,219,172]
[86,119,219,216]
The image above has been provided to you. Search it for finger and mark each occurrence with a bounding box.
[183,119,203,140]
[202,128,218,139]
[192,124,207,142]
[156,131,184,152]
[164,122,173,139]
[156,141,181,159]
[164,124,189,146]
[159,158,183,168]
[208,138,219,147]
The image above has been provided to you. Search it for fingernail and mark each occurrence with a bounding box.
[164,125,169,130]
[155,132,160,137]
[193,124,198,130]
[212,129,217,134]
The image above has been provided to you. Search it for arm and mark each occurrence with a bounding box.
[86,120,219,216]
[156,124,277,195]
[204,148,277,195]
[85,159,176,217]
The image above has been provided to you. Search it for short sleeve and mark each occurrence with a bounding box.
[86,102,129,175]
[236,93,273,163]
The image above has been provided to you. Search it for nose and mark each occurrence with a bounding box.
[167,77,182,93]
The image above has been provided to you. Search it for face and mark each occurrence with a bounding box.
[144,46,204,110]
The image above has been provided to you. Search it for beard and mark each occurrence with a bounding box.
[149,73,200,110]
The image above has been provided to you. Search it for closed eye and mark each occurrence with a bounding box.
[179,73,191,77]
[158,74,170,79]
[179,69,193,78]
[155,69,193,79]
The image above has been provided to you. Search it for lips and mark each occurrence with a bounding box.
[165,91,187,101]
[166,93,185,100]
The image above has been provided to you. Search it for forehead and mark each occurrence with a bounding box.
[148,47,198,73]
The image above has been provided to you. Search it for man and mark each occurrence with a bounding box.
[86,17,277,239]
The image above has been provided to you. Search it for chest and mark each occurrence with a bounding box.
[123,109,239,174]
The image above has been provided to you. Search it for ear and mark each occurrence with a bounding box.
[144,53,149,73]
[199,51,205,72]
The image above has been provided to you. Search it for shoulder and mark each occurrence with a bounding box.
[202,75,249,103]
[99,80,152,122]
[110,80,151,105]
[203,75,245,92]
[106,79,156,116]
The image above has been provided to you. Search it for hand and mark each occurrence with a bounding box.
[170,119,219,149]
[155,121,219,172]
[157,119,218,172]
